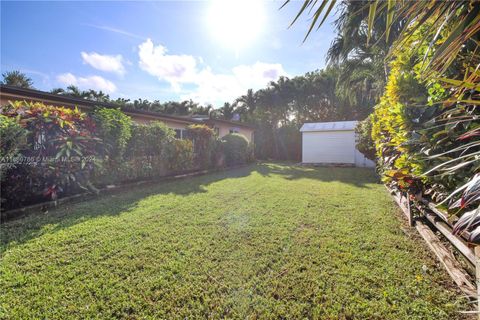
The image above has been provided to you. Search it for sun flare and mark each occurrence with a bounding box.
[207,0,265,52]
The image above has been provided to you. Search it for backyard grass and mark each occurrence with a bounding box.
[0,163,470,319]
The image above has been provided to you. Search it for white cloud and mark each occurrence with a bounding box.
[232,62,287,89]
[138,39,197,91]
[138,39,288,104]
[182,62,288,104]
[56,73,117,93]
[81,52,126,75]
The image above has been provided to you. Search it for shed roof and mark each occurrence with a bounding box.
[300,121,358,132]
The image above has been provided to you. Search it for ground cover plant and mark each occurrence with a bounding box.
[0,163,469,319]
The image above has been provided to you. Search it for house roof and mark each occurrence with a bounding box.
[0,85,254,129]
[203,118,254,129]
[300,121,358,132]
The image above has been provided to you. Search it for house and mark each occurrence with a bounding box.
[300,121,374,167]
[0,85,254,143]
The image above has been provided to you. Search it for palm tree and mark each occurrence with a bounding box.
[284,0,479,77]
[50,88,66,95]
[1,71,34,88]
[235,89,257,120]
[65,85,82,97]
[219,102,235,120]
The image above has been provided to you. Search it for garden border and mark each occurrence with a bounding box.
[386,185,479,313]
[1,163,251,222]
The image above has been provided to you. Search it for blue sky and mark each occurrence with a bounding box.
[1,1,337,106]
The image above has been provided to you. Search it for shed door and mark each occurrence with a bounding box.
[302,130,355,164]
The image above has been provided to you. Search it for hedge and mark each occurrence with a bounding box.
[222,133,250,166]
[370,22,479,220]
[0,102,254,213]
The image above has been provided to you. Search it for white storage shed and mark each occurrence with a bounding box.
[300,121,375,167]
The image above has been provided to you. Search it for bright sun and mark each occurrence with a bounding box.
[207,0,265,52]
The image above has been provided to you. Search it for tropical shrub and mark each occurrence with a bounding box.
[92,107,132,160]
[371,24,440,192]
[166,139,194,172]
[211,138,226,168]
[355,116,375,161]
[186,124,215,169]
[125,122,175,180]
[0,114,28,174]
[371,21,480,227]
[222,133,249,166]
[0,102,253,213]
[277,124,301,161]
[1,101,99,209]
[127,121,174,158]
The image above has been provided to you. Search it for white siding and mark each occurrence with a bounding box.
[302,130,355,164]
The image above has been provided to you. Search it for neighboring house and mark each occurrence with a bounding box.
[300,121,374,167]
[0,85,254,143]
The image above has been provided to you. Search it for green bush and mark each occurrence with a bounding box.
[1,102,253,213]
[355,115,375,161]
[0,114,28,174]
[127,122,174,157]
[92,107,132,159]
[1,101,99,210]
[370,22,479,218]
[166,139,194,172]
[222,133,249,166]
[186,124,215,169]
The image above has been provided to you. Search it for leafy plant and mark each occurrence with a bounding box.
[186,124,216,169]
[92,107,132,160]
[127,121,174,158]
[166,139,194,172]
[222,133,249,166]
[0,114,28,174]
[355,116,375,161]
[1,101,99,210]
[1,70,34,88]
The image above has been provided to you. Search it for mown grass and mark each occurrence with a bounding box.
[0,163,470,319]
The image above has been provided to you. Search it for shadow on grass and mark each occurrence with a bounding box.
[254,162,378,188]
[1,162,379,250]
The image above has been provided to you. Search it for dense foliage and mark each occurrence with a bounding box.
[0,115,28,174]
[222,133,250,166]
[0,101,99,209]
[92,107,132,160]
[186,124,216,169]
[1,102,254,213]
[1,70,34,88]
[355,115,375,161]
[368,17,480,232]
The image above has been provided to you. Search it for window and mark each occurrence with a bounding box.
[174,129,182,139]
[174,129,187,139]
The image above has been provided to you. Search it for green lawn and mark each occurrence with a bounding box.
[0,163,468,319]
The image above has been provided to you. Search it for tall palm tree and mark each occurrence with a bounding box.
[219,102,235,120]
[66,85,82,97]
[235,89,257,119]
[1,71,34,88]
